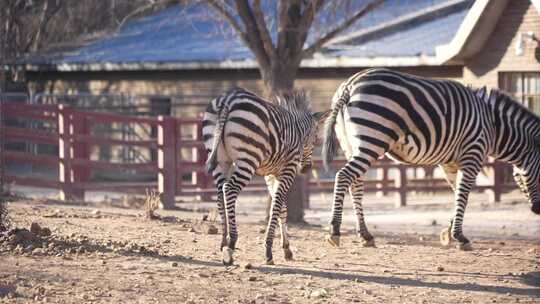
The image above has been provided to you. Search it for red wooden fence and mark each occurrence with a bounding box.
[1,102,516,209]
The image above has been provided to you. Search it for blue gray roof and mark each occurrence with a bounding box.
[18,0,473,70]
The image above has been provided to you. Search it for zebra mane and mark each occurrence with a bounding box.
[273,90,311,114]
[475,87,540,123]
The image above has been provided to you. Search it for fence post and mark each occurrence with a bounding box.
[157,116,177,209]
[71,111,89,200]
[487,162,502,203]
[394,164,407,208]
[58,105,75,201]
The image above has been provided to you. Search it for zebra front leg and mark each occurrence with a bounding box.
[449,165,482,251]
[350,179,375,247]
[264,171,295,265]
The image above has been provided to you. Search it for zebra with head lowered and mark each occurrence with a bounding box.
[323,68,540,250]
[203,88,329,265]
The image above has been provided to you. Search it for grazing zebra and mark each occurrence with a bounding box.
[203,88,329,265]
[323,68,540,250]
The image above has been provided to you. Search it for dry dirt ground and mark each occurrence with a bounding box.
[0,196,539,304]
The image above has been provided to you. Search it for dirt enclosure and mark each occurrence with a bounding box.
[0,194,539,304]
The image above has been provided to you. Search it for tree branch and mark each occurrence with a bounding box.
[252,0,276,60]
[301,0,384,58]
[207,0,247,43]
[234,0,271,69]
[295,0,325,55]
[118,0,175,29]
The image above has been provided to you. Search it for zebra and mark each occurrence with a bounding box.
[203,88,329,265]
[322,68,540,250]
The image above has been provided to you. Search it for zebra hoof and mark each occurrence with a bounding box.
[222,247,234,266]
[439,227,452,246]
[457,242,472,251]
[362,239,376,248]
[326,235,340,247]
[266,259,275,265]
[284,248,294,261]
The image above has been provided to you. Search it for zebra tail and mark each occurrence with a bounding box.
[322,92,348,172]
[205,101,230,173]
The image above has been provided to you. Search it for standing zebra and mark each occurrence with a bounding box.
[323,68,540,250]
[203,88,329,265]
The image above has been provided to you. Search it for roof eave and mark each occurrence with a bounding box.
[13,55,452,73]
[435,0,510,64]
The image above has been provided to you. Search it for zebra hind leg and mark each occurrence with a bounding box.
[221,163,254,265]
[327,156,371,247]
[211,165,229,251]
[265,175,293,262]
[350,179,375,247]
[279,205,293,261]
[265,170,295,265]
[449,166,482,251]
[438,164,457,247]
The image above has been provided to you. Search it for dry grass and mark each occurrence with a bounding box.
[144,189,161,220]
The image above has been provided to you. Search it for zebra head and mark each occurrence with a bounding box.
[274,90,330,174]
[299,110,331,173]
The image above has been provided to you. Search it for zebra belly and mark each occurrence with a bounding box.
[386,133,423,164]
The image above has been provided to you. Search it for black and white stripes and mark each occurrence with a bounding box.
[323,68,540,249]
[203,88,328,265]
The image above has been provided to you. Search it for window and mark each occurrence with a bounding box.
[500,72,540,114]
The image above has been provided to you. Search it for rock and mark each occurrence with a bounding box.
[243,263,253,270]
[248,276,257,281]
[188,227,195,233]
[171,262,178,267]
[39,228,51,237]
[32,248,44,256]
[30,222,42,235]
[259,227,266,234]
[431,220,437,226]
[254,294,267,304]
[204,224,218,235]
[16,229,37,242]
[198,273,209,278]
[436,266,444,272]
[91,210,101,216]
[309,288,328,298]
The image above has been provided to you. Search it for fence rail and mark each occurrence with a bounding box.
[1,101,517,208]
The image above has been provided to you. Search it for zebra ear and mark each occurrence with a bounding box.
[475,86,488,100]
[312,110,331,124]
